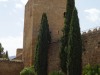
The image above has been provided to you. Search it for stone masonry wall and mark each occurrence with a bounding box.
[0,59,24,75]
[23,0,100,73]
[82,28,100,66]
[15,48,23,60]
[23,0,34,67]
[23,0,66,71]
[16,48,23,57]
[48,41,60,73]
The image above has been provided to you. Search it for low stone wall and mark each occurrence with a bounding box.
[0,59,24,75]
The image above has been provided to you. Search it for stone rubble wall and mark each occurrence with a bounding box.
[82,28,100,66]
[23,0,66,69]
[0,59,24,75]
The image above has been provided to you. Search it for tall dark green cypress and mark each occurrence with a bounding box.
[67,8,82,75]
[5,51,9,59]
[0,43,4,58]
[34,13,51,75]
[60,0,75,73]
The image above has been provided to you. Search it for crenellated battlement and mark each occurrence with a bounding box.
[81,26,100,66]
[82,27,100,35]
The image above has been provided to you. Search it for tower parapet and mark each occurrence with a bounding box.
[82,27,100,35]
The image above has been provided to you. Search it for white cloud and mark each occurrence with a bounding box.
[21,0,28,5]
[9,12,13,15]
[15,3,23,9]
[8,10,16,16]
[0,0,8,2]
[84,8,100,23]
[12,9,17,13]
[3,4,7,8]
[14,0,28,9]
[0,33,23,56]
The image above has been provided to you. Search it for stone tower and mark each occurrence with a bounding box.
[23,0,66,72]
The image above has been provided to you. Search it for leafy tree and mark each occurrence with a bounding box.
[67,8,82,75]
[60,0,75,73]
[0,43,4,58]
[34,13,51,75]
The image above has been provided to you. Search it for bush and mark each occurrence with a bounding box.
[83,64,100,75]
[49,71,64,75]
[20,66,36,75]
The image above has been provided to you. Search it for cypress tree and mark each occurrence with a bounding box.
[67,8,82,75]
[34,13,51,75]
[60,0,75,73]
[0,43,4,58]
[5,51,9,59]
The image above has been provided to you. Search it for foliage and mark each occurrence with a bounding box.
[0,43,4,58]
[34,13,51,75]
[1,51,9,59]
[83,64,100,75]
[0,43,9,59]
[49,71,64,75]
[60,0,75,73]
[67,8,82,75]
[20,66,36,75]
[5,51,9,59]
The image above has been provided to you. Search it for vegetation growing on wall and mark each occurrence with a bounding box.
[34,13,51,75]
[60,0,75,73]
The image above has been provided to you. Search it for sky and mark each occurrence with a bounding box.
[0,0,100,56]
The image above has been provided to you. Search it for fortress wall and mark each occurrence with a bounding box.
[23,0,100,72]
[32,0,66,42]
[48,42,60,73]
[82,29,100,66]
[0,60,24,75]
[16,48,23,57]
[21,0,100,73]
[32,1,66,71]
[23,0,66,69]
[23,0,34,66]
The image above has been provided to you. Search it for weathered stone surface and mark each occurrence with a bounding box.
[23,0,66,72]
[1,0,100,75]
[0,60,24,75]
[82,29,100,66]
[16,48,23,57]
[22,0,100,73]
[48,42,60,73]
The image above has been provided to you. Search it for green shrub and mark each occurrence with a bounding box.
[83,64,100,75]
[20,66,36,75]
[49,71,64,75]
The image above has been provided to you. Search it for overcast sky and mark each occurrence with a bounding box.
[0,0,100,56]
